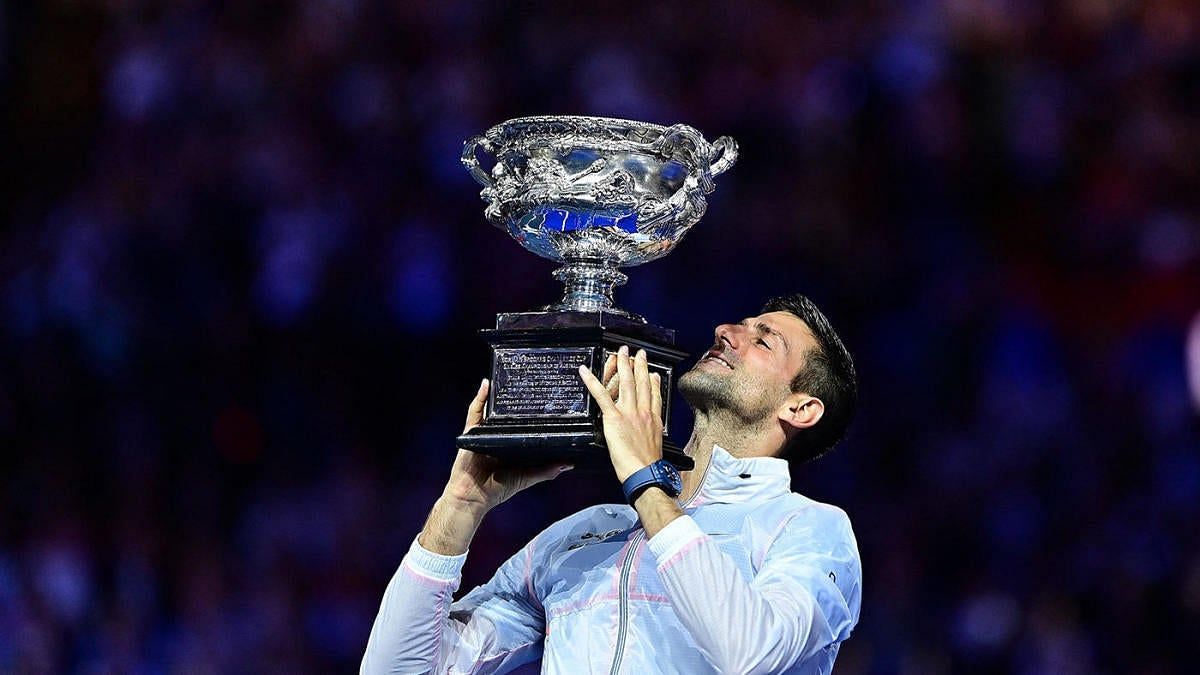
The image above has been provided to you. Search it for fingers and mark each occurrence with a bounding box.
[604,353,619,399]
[578,364,618,414]
[603,353,618,386]
[650,372,663,423]
[463,378,489,433]
[583,347,657,418]
[616,345,635,408]
[524,463,574,488]
[634,349,652,411]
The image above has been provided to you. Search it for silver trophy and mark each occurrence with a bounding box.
[456,116,737,468]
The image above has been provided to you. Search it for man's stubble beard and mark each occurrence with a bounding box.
[678,366,779,427]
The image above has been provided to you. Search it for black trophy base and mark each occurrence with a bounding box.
[458,424,693,471]
[455,310,695,472]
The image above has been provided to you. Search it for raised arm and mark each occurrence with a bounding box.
[361,379,571,674]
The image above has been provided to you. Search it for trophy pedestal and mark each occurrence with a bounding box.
[456,311,695,471]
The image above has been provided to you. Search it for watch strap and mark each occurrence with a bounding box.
[621,461,680,505]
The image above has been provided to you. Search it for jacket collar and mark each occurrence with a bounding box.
[686,444,792,506]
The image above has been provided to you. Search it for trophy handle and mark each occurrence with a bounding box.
[654,126,738,195]
[709,136,738,177]
[461,135,495,187]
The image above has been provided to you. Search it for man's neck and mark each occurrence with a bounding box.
[677,411,781,503]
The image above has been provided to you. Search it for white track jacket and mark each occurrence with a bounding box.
[362,446,862,674]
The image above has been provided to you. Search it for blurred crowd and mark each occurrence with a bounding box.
[2,1,1198,672]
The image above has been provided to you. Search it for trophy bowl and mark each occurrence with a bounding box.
[462,116,738,317]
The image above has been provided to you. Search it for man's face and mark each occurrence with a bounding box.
[678,311,818,424]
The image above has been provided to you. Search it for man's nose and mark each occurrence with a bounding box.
[714,323,740,348]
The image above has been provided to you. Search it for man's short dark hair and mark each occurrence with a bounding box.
[762,294,857,463]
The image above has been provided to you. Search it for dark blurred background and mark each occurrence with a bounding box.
[2,1,1199,672]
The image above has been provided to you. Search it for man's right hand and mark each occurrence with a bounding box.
[419,379,572,556]
[443,378,573,512]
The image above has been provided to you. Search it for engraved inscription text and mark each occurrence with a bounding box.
[492,348,591,417]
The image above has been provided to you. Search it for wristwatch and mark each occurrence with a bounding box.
[621,460,683,505]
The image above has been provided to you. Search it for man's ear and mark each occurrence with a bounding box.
[778,394,824,431]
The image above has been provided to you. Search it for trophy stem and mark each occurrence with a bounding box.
[548,260,643,320]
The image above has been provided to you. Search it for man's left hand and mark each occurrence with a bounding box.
[579,346,663,482]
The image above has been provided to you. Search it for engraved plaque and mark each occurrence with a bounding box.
[490,347,592,418]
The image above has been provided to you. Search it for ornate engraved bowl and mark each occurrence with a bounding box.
[462,116,737,315]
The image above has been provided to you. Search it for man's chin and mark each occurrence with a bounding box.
[678,369,734,411]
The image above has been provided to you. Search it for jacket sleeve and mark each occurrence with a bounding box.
[361,536,544,674]
[646,511,861,674]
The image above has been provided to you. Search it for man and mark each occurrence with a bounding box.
[362,294,862,674]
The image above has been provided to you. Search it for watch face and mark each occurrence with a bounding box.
[660,462,683,494]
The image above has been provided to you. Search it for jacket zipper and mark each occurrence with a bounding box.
[608,456,714,674]
[608,529,644,675]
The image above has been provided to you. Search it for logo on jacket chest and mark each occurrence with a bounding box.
[566,528,623,550]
